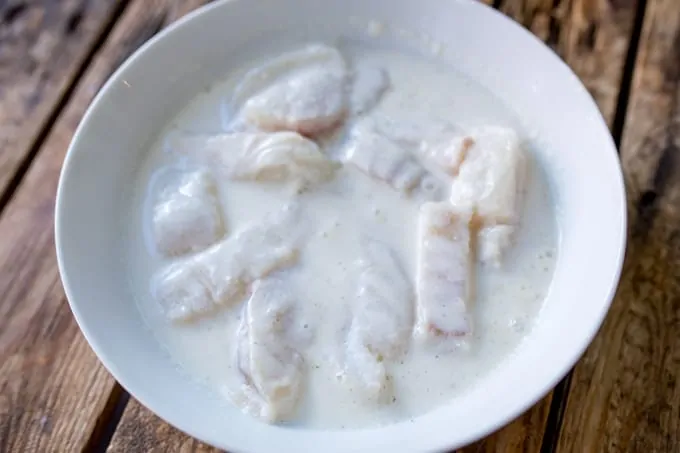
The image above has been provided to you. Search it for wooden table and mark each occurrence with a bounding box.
[1,0,678,451]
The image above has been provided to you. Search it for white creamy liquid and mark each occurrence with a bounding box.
[126,44,558,429]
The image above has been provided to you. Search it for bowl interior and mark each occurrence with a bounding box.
[55,0,626,451]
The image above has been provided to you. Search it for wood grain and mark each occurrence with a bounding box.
[0,0,124,200]
[107,399,221,453]
[458,1,642,451]
[0,0,211,452]
[557,0,680,451]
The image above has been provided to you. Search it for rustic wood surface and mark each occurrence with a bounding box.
[0,0,123,203]
[557,0,680,451]
[0,0,678,451]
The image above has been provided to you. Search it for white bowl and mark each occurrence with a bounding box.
[55,0,626,451]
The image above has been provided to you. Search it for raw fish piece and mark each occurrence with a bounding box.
[353,240,414,356]
[232,44,346,106]
[343,122,443,200]
[415,202,473,342]
[361,115,452,149]
[478,224,514,267]
[341,240,413,398]
[232,44,348,136]
[229,278,310,422]
[170,131,339,187]
[151,205,301,322]
[342,325,387,398]
[449,127,526,224]
[152,170,224,256]
[243,69,347,136]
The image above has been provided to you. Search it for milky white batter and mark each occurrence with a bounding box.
[126,43,557,429]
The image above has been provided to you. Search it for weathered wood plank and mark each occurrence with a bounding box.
[0,0,213,452]
[0,0,124,201]
[557,0,680,451]
[107,399,221,453]
[459,1,641,451]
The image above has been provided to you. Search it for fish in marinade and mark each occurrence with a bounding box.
[449,126,526,224]
[477,224,514,267]
[151,169,225,257]
[151,205,302,322]
[231,44,349,136]
[448,126,526,265]
[229,278,311,422]
[415,202,473,343]
[341,239,413,399]
[170,131,339,187]
[343,121,443,200]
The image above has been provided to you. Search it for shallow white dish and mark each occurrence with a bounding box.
[55,0,627,451]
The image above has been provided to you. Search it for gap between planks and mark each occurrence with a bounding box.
[84,385,131,453]
[611,0,649,149]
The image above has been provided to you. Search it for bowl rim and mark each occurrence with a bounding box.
[55,0,628,451]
